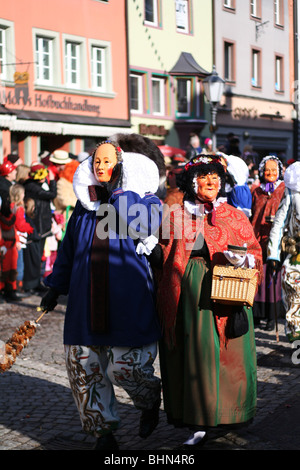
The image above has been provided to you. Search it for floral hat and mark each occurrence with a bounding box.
[29,163,49,181]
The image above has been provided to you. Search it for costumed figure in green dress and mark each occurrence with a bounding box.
[155,154,263,448]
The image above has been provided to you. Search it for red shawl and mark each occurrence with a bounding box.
[156,202,263,347]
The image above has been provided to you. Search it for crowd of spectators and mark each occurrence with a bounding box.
[0,150,87,302]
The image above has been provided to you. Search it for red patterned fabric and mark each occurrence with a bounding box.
[156,202,263,347]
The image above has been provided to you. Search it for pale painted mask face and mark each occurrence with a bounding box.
[196,172,220,202]
[264,160,278,183]
[93,143,117,182]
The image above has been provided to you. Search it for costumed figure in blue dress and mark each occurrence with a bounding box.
[40,136,164,450]
[225,154,252,218]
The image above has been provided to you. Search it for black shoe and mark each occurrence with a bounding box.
[4,290,22,302]
[265,320,275,331]
[93,433,119,450]
[139,398,161,439]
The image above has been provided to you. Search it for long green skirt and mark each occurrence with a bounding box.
[159,257,257,428]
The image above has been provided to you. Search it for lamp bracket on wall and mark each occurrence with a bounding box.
[255,20,269,41]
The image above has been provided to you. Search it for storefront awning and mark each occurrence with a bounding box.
[0,118,131,136]
[0,109,131,136]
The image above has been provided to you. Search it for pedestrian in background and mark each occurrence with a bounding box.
[48,149,73,181]
[9,183,34,295]
[225,154,252,218]
[22,198,42,293]
[23,163,56,292]
[15,164,30,185]
[251,156,285,330]
[185,133,202,160]
[267,161,300,342]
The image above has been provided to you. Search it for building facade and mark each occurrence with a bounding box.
[213,0,294,161]
[127,0,213,150]
[0,0,130,164]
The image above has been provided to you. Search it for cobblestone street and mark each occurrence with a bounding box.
[0,294,299,452]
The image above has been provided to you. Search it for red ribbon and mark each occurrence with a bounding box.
[204,202,216,226]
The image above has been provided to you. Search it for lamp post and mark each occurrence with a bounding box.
[202,66,225,152]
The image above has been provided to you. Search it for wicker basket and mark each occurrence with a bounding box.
[211,265,259,307]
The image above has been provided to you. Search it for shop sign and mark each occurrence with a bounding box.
[0,71,100,115]
[233,107,258,119]
[139,123,168,136]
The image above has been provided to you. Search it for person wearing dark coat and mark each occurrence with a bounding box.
[23,163,56,291]
[23,163,57,240]
[40,137,164,450]
[0,160,17,201]
[22,198,42,293]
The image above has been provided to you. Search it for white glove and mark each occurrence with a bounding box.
[136,235,158,256]
[223,250,255,268]
[223,250,246,267]
[0,246,7,256]
[0,245,7,256]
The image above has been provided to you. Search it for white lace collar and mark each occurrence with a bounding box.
[73,152,160,211]
[184,197,226,217]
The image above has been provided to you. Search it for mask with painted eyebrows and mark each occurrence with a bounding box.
[93,143,118,182]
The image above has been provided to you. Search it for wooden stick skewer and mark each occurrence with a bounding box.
[35,307,48,324]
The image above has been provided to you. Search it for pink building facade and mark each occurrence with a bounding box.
[0,0,130,164]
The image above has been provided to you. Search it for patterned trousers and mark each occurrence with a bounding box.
[64,343,161,437]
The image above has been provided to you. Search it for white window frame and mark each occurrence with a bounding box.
[0,20,15,83]
[251,49,260,87]
[0,27,7,80]
[252,52,258,87]
[89,39,112,95]
[91,46,106,91]
[224,41,234,82]
[151,76,165,115]
[63,34,88,91]
[275,56,283,91]
[250,0,258,17]
[176,0,189,34]
[144,0,158,26]
[274,0,283,26]
[65,41,80,89]
[176,78,191,117]
[36,36,53,85]
[130,73,143,114]
[33,28,60,88]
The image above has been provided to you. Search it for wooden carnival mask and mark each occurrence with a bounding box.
[93,143,118,182]
[264,159,279,183]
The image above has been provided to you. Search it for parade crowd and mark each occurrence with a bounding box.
[1,132,300,451]
[0,149,85,302]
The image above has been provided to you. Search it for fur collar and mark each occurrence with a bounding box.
[73,152,160,211]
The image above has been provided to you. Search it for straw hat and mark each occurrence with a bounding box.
[49,150,72,165]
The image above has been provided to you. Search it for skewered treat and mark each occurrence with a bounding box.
[0,318,40,373]
[0,321,37,373]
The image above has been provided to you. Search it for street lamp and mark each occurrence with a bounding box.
[202,65,225,152]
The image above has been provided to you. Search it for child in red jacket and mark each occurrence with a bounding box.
[9,184,34,296]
